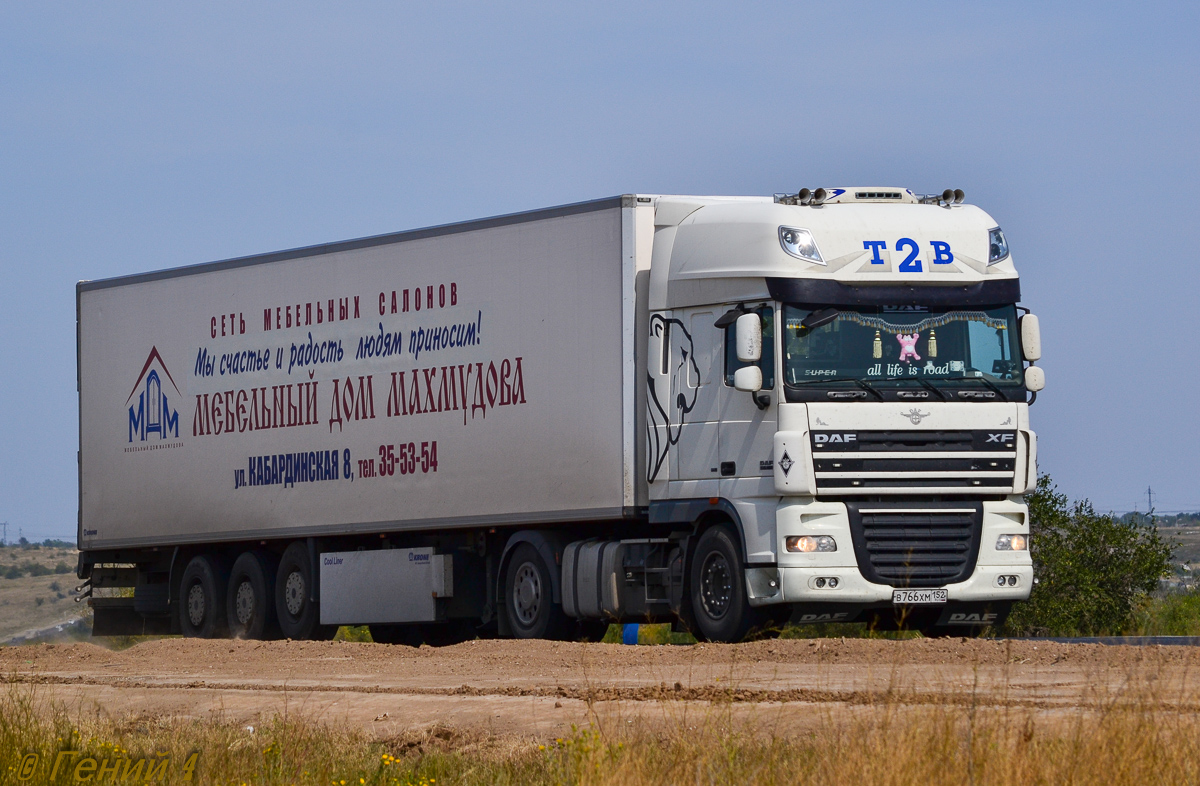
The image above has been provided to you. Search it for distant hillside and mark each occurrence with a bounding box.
[0,544,87,642]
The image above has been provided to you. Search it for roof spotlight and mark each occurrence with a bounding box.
[812,187,828,206]
[798,188,812,205]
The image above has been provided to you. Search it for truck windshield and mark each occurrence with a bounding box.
[782,304,1023,388]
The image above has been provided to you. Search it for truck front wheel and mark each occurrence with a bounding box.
[504,544,568,640]
[179,555,228,638]
[275,542,334,640]
[689,526,764,643]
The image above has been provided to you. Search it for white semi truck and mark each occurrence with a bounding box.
[77,189,1041,642]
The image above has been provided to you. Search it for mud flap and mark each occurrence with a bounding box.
[788,604,869,625]
[936,602,1012,628]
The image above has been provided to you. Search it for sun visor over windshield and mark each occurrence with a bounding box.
[766,278,1020,307]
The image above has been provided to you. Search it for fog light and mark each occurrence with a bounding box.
[995,534,1028,551]
[815,577,826,588]
[1008,575,1019,586]
[787,535,837,553]
[997,575,1007,586]
[827,577,839,588]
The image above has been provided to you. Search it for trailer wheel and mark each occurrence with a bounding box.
[227,551,278,640]
[688,526,763,643]
[275,542,334,640]
[504,544,568,640]
[179,555,228,639]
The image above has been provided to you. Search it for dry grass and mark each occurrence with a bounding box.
[0,548,83,641]
[2,666,1199,785]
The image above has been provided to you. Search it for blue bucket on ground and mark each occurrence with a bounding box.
[622,624,639,645]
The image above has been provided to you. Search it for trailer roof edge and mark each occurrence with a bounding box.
[78,195,628,293]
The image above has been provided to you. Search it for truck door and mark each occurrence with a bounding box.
[670,309,720,484]
[717,305,777,488]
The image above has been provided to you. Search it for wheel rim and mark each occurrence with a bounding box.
[511,561,542,626]
[699,551,733,620]
[284,570,305,617]
[235,579,255,626]
[187,583,206,627]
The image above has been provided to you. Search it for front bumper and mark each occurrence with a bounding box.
[745,497,1033,606]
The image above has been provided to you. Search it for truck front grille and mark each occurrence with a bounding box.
[811,430,1017,496]
[845,502,983,588]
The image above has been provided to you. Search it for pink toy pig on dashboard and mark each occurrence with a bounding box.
[896,333,921,362]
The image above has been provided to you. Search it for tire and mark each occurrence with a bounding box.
[688,526,763,643]
[227,551,278,640]
[179,555,228,638]
[504,544,569,640]
[275,542,335,640]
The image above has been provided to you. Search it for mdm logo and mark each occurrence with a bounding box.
[126,347,182,443]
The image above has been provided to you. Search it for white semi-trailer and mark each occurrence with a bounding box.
[77,189,1041,642]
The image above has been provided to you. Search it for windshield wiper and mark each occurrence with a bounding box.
[915,377,949,401]
[792,375,1009,400]
[962,375,1007,398]
[789,377,884,400]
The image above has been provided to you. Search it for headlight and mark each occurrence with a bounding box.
[779,226,825,265]
[987,227,1010,265]
[786,535,837,553]
[995,534,1028,551]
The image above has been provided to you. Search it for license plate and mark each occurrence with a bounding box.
[892,588,948,605]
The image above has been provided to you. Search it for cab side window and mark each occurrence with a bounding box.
[724,307,774,388]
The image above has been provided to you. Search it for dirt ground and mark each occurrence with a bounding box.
[3,637,1198,741]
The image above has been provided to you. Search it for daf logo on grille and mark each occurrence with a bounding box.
[813,434,856,444]
[901,408,930,425]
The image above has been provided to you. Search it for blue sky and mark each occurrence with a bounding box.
[2,3,1198,539]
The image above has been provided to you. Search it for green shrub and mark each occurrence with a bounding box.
[26,563,52,577]
[1133,591,1200,635]
[4,566,22,580]
[54,562,71,574]
[1005,475,1174,636]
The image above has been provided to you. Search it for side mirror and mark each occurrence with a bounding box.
[735,313,762,362]
[734,365,763,393]
[1020,314,1041,362]
[1025,365,1045,393]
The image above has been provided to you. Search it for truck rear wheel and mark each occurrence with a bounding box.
[275,542,334,640]
[227,551,278,640]
[504,544,568,640]
[179,555,228,638]
[688,526,764,643]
